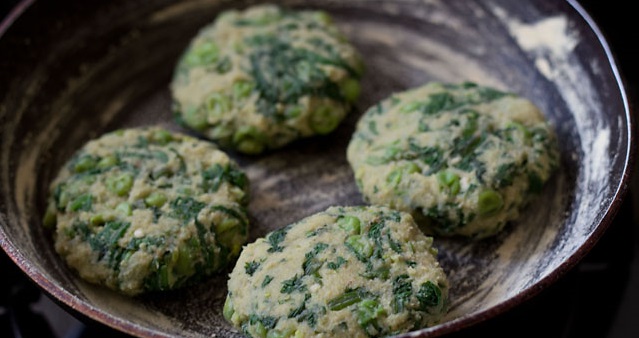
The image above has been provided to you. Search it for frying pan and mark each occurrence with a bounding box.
[0,0,633,337]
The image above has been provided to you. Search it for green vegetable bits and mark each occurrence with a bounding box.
[170,4,364,154]
[44,127,250,295]
[225,206,449,338]
[347,82,560,239]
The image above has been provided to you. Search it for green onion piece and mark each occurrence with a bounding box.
[233,80,254,100]
[478,189,503,215]
[145,192,167,207]
[340,78,361,103]
[357,299,385,327]
[69,194,93,212]
[383,146,400,161]
[337,215,361,234]
[205,93,232,118]
[183,106,208,131]
[149,129,173,145]
[207,123,234,139]
[73,155,96,173]
[97,155,118,169]
[345,235,373,260]
[386,169,402,187]
[89,214,105,226]
[310,106,340,135]
[185,41,219,67]
[233,126,266,154]
[223,297,234,321]
[116,202,132,216]
[328,289,363,311]
[400,101,424,113]
[253,321,267,338]
[107,173,134,197]
[366,145,401,165]
[404,162,421,174]
[42,203,57,229]
[174,244,196,276]
[217,217,240,233]
[437,170,461,195]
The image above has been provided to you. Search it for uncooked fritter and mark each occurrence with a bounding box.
[43,127,249,295]
[225,206,449,338]
[171,4,364,154]
[347,82,559,238]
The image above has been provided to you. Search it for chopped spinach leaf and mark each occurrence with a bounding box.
[267,227,289,253]
[391,274,413,313]
[244,260,260,276]
[387,233,403,253]
[494,163,517,188]
[327,256,347,270]
[280,274,306,294]
[367,220,385,259]
[417,281,442,311]
[89,221,131,267]
[288,293,323,328]
[202,164,248,192]
[420,92,457,115]
[302,243,328,276]
[69,194,93,212]
[261,275,274,287]
[407,141,445,174]
[528,171,544,194]
[170,197,205,222]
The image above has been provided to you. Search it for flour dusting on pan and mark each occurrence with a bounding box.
[493,3,611,281]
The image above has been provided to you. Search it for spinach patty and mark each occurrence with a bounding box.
[347,82,559,238]
[171,4,364,154]
[225,206,449,337]
[43,127,249,295]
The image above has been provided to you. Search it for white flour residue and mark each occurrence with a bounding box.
[494,7,578,79]
[493,4,611,276]
[504,14,577,55]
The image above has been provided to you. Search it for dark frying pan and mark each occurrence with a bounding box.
[0,0,633,337]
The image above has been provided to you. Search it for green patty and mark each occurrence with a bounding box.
[347,82,559,238]
[170,4,364,154]
[43,127,249,295]
[225,206,449,338]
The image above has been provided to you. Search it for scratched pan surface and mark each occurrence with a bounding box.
[0,0,633,337]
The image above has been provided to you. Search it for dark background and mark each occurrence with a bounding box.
[1,1,638,337]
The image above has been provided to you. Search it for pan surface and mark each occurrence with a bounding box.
[0,0,633,337]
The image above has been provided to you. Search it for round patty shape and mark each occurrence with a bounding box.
[224,206,449,338]
[43,127,249,295]
[170,4,364,154]
[347,82,560,239]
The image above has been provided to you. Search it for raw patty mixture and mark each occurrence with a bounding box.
[225,206,449,337]
[347,82,560,238]
[171,4,364,154]
[43,127,249,295]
